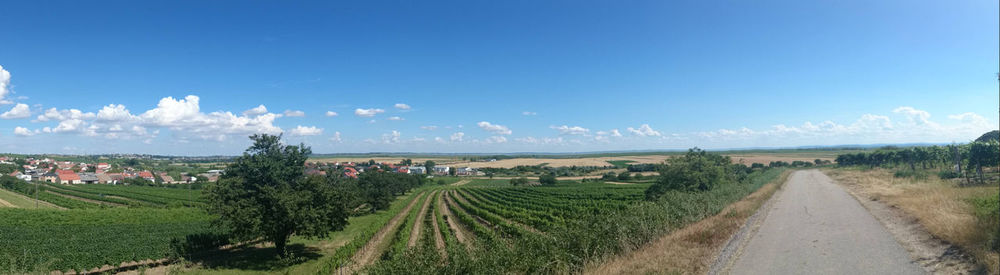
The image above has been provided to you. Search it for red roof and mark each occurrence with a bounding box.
[138,171,154,178]
[56,169,75,175]
[58,172,80,181]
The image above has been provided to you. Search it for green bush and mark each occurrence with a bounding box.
[937,170,961,179]
[969,195,1000,251]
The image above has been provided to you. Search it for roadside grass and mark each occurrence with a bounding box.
[584,169,791,274]
[0,187,58,209]
[825,168,999,274]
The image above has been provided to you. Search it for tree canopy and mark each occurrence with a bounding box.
[205,134,350,256]
[645,148,739,200]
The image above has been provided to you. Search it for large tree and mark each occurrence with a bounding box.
[206,134,350,256]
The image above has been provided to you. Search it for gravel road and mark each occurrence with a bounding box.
[727,170,924,275]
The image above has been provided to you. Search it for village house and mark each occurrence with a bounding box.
[407,166,426,175]
[58,171,81,184]
[79,173,99,184]
[433,166,450,175]
[41,171,58,183]
[138,171,155,181]
[96,173,113,184]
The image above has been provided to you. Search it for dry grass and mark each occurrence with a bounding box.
[584,170,791,275]
[825,168,999,274]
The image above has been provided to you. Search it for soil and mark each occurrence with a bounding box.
[335,191,426,274]
[409,190,435,247]
[437,191,470,246]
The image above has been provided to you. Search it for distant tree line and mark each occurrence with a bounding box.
[835,140,1000,184]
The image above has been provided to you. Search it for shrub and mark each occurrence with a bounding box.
[893,169,928,180]
[617,172,630,181]
[510,177,528,186]
[937,170,961,179]
[539,174,557,185]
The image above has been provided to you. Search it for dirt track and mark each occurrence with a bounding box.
[336,191,425,274]
[409,191,435,247]
[724,170,924,274]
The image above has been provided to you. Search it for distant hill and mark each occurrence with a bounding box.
[975,130,999,142]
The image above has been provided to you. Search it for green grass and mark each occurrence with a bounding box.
[173,188,426,275]
[606,160,635,168]
[0,187,58,209]
[465,179,516,187]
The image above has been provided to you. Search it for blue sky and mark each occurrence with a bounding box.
[0,0,997,155]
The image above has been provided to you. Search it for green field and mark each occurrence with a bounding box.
[0,187,58,209]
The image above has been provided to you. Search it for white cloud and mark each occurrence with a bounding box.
[450,132,465,142]
[35,108,95,122]
[420,126,438,130]
[486,136,507,143]
[382,130,401,144]
[551,125,590,135]
[627,124,662,137]
[387,116,404,121]
[283,110,306,117]
[892,106,934,126]
[394,103,411,110]
[355,108,385,117]
[610,129,623,137]
[325,111,338,117]
[243,105,268,116]
[516,136,564,144]
[1,103,30,119]
[289,125,323,136]
[0,65,12,104]
[330,131,342,142]
[522,111,537,116]
[96,104,135,121]
[477,121,512,135]
[434,137,445,143]
[13,126,35,136]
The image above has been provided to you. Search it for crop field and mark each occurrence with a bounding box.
[0,207,215,273]
[304,168,787,274]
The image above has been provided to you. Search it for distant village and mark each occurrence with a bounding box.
[2,156,222,185]
[2,156,483,185]
[305,160,484,179]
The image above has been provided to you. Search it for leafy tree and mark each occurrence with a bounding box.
[401,159,413,166]
[617,172,631,181]
[206,134,350,257]
[449,167,457,176]
[424,160,436,174]
[975,130,1000,142]
[633,173,644,181]
[539,173,557,185]
[750,163,766,169]
[510,177,528,186]
[601,172,617,181]
[645,148,733,200]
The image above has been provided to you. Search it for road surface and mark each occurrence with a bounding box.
[727,170,924,275]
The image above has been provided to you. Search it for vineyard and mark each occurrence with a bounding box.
[313,168,786,274]
[0,176,204,209]
[0,207,215,273]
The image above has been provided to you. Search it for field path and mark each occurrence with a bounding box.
[724,170,924,274]
[336,191,425,274]
[431,199,447,251]
[437,191,470,245]
[0,197,15,207]
[451,179,470,186]
[409,190,436,247]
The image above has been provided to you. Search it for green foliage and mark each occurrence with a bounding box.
[975,130,999,142]
[510,177,528,186]
[606,160,634,168]
[424,160,436,174]
[645,148,735,199]
[368,168,785,274]
[0,164,20,174]
[893,169,929,180]
[0,207,214,273]
[937,170,961,179]
[968,194,1000,251]
[206,134,350,256]
[538,173,557,185]
[617,172,631,181]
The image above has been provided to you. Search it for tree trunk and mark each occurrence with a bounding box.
[274,234,289,257]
